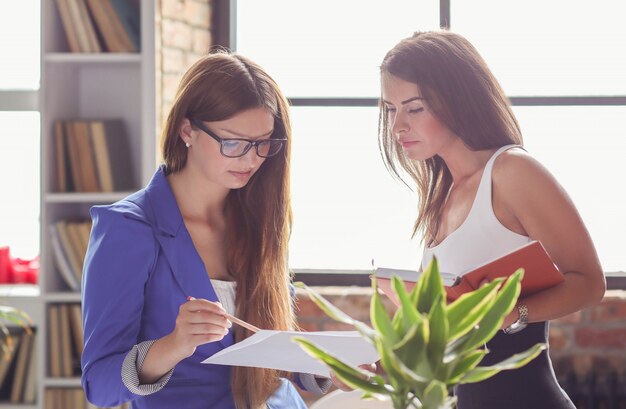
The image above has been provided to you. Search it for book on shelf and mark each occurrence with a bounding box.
[10,329,35,403]
[49,223,80,291]
[48,303,84,380]
[60,121,98,191]
[72,121,101,192]
[374,240,565,305]
[46,388,87,409]
[72,0,102,52]
[89,119,136,192]
[45,387,130,409]
[22,334,37,404]
[55,0,102,53]
[50,220,92,291]
[54,121,69,192]
[48,305,62,378]
[63,120,86,192]
[66,221,88,268]
[54,119,135,193]
[86,0,139,52]
[68,304,84,358]
[54,0,81,52]
[0,331,22,391]
[59,304,76,377]
[106,0,141,51]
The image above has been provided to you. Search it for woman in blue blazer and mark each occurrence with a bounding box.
[81,51,328,409]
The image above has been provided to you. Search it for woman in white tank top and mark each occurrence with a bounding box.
[379,31,605,409]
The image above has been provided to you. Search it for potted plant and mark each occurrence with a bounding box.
[293,258,545,409]
[0,305,31,359]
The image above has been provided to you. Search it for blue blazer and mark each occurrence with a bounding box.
[81,167,308,409]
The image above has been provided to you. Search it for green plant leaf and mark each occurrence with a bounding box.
[447,349,487,384]
[416,257,444,315]
[371,285,399,345]
[293,336,388,394]
[0,306,32,328]
[459,270,523,353]
[294,282,376,339]
[446,279,502,340]
[422,380,447,409]
[443,330,475,362]
[377,337,431,387]
[391,275,420,329]
[426,294,448,377]
[393,318,428,370]
[459,343,546,384]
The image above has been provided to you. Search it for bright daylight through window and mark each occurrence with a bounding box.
[0,1,40,263]
[236,0,626,274]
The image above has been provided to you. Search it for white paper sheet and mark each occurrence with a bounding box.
[202,330,379,377]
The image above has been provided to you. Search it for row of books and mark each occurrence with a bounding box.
[50,219,91,292]
[55,0,140,53]
[0,328,36,404]
[46,388,129,409]
[48,304,83,378]
[47,306,129,408]
[54,119,135,193]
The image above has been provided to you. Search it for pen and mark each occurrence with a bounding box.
[224,312,260,333]
[187,296,260,333]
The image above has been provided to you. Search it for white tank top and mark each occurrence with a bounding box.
[421,145,531,276]
[210,279,237,316]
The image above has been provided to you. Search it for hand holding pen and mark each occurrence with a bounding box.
[186,296,260,332]
[167,296,232,360]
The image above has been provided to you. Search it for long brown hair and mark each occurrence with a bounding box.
[378,31,523,243]
[161,50,294,409]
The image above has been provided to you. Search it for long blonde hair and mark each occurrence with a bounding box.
[379,31,523,243]
[161,51,294,409]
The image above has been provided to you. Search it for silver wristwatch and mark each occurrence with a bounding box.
[503,303,528,335]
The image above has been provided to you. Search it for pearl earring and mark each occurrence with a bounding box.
[185,142,191,148]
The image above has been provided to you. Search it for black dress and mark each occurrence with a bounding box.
[455,321,575,409]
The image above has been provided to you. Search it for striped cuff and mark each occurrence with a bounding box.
[121,340,174,396]
[298,373,332,395]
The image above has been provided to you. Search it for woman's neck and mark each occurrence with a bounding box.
[167,165,229,225]
[438,141,497,183]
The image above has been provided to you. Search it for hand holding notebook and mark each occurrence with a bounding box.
[375,240,564,305]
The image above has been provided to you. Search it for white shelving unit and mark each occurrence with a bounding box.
[26,1,158,407]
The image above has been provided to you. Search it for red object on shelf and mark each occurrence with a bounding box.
[0,246,39,284]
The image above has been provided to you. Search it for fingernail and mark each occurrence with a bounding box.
[186,296,193,301]
[226,319,232,328]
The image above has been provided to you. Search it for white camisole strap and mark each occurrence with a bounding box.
[421,144,531,276]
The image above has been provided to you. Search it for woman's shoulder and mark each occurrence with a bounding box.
[492,147,554,187]
[492,146,564,209]
[90,191,152,227]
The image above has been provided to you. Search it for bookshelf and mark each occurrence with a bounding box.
[32,0,157,407]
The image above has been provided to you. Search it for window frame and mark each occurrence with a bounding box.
[219,0,625,288]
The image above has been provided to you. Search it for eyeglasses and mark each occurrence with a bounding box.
[190,119,286,158]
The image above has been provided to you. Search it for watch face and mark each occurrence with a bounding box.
[504,321,528,335]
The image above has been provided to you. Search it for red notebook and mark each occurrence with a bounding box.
[374,240,564,305]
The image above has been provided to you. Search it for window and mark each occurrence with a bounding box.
[233,1,626,281]
[237,0,440,273]
[0,0,41,260]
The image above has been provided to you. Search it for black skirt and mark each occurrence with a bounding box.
[455,322,575,409]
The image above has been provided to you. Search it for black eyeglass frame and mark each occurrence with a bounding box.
[190,118,287,158]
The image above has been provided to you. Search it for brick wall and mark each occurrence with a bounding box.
[295,287,626,402]
[156,0,213,142]
[550,290,626,377]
